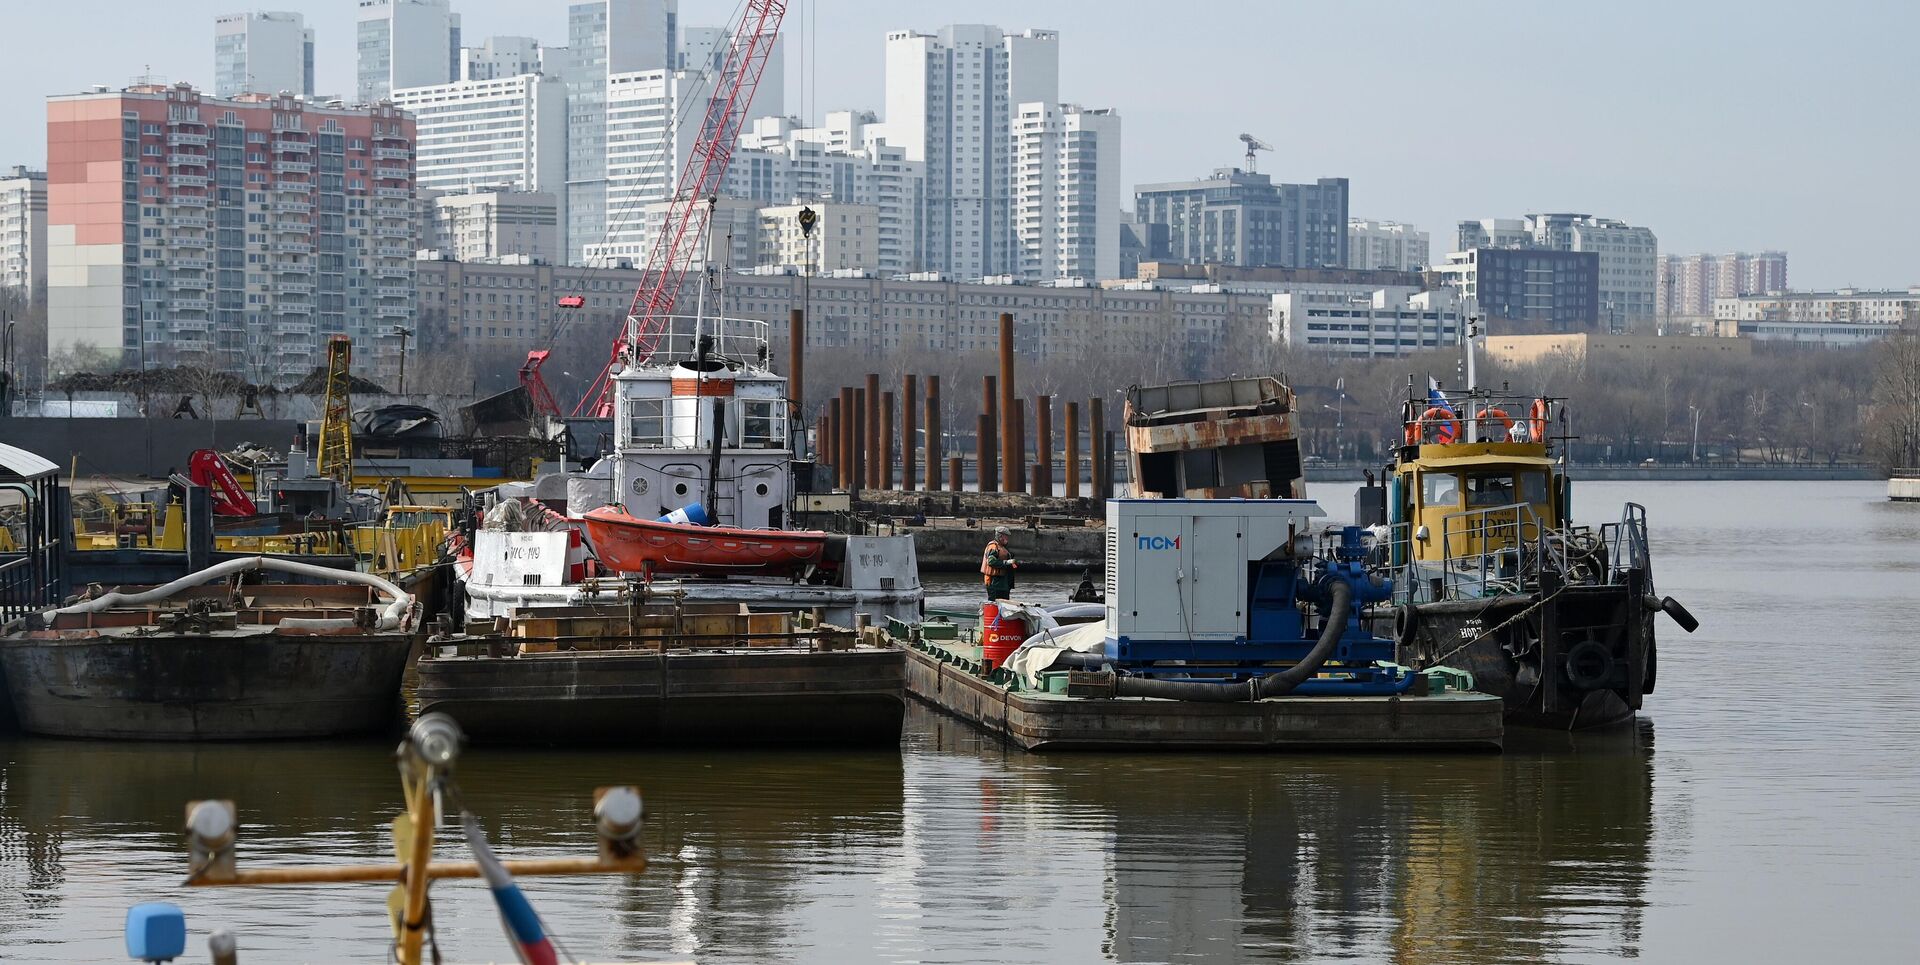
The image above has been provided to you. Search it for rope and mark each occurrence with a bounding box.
[1422,584,1568,669]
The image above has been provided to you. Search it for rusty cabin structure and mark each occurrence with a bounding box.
[1123,377,1306,500]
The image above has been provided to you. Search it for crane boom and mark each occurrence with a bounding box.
[575,0,788,418]
[316,335,354,486]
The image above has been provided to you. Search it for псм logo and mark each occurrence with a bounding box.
[1137,535,1180,550]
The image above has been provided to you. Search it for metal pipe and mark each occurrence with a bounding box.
[1089,397,1105,500]
[998,313,1017,493]
[788,307,805,421]
[864,373,880,490]
[901,374,918,491]
[838,387,855,490]
[976,413,993,494]
[881,390,895,490]
[926,374,942,492]
[1010,398,1026,495]
[1035,394,1052,497]
[948,456,962,493]
[824,398,840,483]
[851,387,866,495]
[980,375,998,493]
[1064,401,1080,499]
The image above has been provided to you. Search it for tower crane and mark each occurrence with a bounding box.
[531,0,787,419]
[1238,133,1273,173]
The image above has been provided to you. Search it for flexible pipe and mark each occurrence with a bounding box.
[1113,580,1352,702]
[11,556,414,632]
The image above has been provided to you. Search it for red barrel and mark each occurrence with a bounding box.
[981,602,1028,671]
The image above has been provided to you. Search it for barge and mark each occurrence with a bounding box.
[417,600,904,745]
[902,496,1504,752]
[0,557,417,740]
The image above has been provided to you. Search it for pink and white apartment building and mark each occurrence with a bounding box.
[47,83,418,381]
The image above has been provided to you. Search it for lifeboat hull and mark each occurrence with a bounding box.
[582,506,827,577]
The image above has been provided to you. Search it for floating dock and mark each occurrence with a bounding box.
[903,635,1503,753]
[416,603,905,746]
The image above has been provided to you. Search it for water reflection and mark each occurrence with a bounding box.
[912,707,1655,964]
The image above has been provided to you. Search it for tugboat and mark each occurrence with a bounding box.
[1381,318,1698,728]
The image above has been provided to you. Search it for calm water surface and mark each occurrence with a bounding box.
[2,481,1916,963]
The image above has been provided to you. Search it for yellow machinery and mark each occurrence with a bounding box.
[72,499,450,581]
[317,335,354,487]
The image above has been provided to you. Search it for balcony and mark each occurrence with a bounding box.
[271,199,313,214]
[166,131,210,148]
[373,305,412,320]
[168,256,211,271]
[374,286,411,300]
[169,297,211,312]
[168,194,210,208]
[277,280,315,294]
[373,147,412,161]
[271,260,308,275]
[271,138,311,154]
[271,241,314,254]
[271,179,310,193]
[169,214,209,229]
[274,302,314,316]
[271,161,313,176]
[373,186,411,200]
[373,163,410,180]
[271,220,311,234]
[373,224,411,239]
[168,174,210,189]
[165,233,211,249]
[374,244,413,259]
[167,153,209,168]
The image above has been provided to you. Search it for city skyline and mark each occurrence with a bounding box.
[0,1,1913,288]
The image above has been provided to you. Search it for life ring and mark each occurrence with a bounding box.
[1529,398,1550,441]
[1563,638,1616,690]
[1476,407,1515,437]
[1406,406,1460,445]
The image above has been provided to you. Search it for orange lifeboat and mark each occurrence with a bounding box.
[581,505,828,579]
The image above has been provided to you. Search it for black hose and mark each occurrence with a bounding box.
[1113,580,1352,702]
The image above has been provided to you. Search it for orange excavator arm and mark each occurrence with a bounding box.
[186,449,257,517]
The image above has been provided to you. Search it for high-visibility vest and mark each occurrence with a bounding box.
[980,540,1003,582]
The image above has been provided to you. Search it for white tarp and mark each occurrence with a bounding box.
[1004,615,1110,688]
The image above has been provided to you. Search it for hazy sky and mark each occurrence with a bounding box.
[4,0,1915,287]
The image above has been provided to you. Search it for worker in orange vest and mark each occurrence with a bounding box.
[981,525,1019,601]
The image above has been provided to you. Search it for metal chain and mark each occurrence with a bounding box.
[1422,585,1567,668]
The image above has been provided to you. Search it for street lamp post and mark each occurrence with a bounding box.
[1689,404,1701,464]
[390,325,413,396]
[1801,400,1819,465]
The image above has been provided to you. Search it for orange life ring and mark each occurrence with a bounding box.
[1529,398,1549,441]
[1477,407,1515,437]
[1407,406,1460,445]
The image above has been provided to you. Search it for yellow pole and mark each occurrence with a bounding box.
[397,765,436,965]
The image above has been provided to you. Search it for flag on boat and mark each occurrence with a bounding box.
[462,813,560,965]
[1427,378,1454,415]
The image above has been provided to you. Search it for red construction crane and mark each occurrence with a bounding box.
[556,0,787,418]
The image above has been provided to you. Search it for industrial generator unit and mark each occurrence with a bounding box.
[1102,498,1405,694]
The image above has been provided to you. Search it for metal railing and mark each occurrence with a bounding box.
[643,315,770,364]
[1435,502,1561,600]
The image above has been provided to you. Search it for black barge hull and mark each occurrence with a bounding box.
[0,632,411,740]
[415,647,906,745]
[905,646,1503,752]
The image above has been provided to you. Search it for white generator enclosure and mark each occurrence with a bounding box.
[1104,498,1327,644]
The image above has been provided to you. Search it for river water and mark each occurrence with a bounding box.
[2,481,1916,963]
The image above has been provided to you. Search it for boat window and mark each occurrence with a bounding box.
[625,398,665,446]
[1467,473,1516,508]
[1518,470,1550,505]
[1422,471,1461,507]
[738,399,785,449]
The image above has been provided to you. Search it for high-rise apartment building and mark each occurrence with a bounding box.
[1431,248,1599,332]
[1010,103,1120,281]
[430,191,560,264]
[356,0,461,103]
[45,83,416,380]
[589,67,715,267]
[674,24,782,116]
[729,112,925,274]
[214,11,316,99]
[1657,251,1788,318]
[0,166,47,302]
[461,36,543,81]
[565,0,678,266]
[1135,170,1350,270]
[881,25,1061,279]
[1458,213,1657,326]
[392,74,566,208]
[1347,219,1429,271]
[757,202,881,273]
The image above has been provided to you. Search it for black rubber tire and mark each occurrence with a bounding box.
[1563,638,1615,690]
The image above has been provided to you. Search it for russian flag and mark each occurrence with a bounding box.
[1427,378,1455,416]
[463,814,560,965]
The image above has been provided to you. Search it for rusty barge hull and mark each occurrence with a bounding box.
[0,631,411,740]
[414,647,907,746]
[905,645,1502,752]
